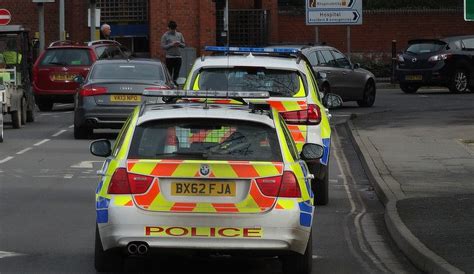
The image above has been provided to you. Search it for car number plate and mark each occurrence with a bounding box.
[171,181,236,197]
[50,73,76,82]
[110,95,141,102]
[405,75,422,81]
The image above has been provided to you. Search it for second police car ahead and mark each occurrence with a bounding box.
[183,46,343,205]
[90,90,331,274]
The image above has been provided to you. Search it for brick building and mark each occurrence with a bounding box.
[2,0,474,64]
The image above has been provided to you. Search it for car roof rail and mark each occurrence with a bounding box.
[85,40,121,46]
[48,40,79,47]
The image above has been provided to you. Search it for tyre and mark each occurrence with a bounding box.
[37,97,53,112]
[95,225,123,272]
[27,109,35,123]
[309,164,329,206]
[357,81,376,107]
[0,111,3,143]
[400,83,419,94]
[281,231,312,274]
[74,124,92,139]
[21,97,27,125]
[11,110,21,129]
[449,69,469,93]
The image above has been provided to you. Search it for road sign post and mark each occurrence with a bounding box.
[0,9,12,26]
[465,0,474,21]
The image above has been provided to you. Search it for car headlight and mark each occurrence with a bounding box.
[428,53,452,62]
[397,55,404,62]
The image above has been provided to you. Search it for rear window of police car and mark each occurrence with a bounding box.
[128,118,282,161]
[197,67,302,97]
[40,49,92,66]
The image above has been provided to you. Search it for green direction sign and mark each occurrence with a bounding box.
[465,0,474,21]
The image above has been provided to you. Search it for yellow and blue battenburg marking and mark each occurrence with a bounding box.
[298,201,313,227]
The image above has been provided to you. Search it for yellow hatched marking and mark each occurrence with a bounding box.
[113,195,132,206]
[290,162,311,201]
[281,101,304,112]
[293,77,306,97]
[192,74,201,90]
[147,193,174,211]
[210,164,238,177]
[277,199,296,209]
[251,162,281,177]
[129,161,160,175]
[235,196,261,213]
[193,203,217,213]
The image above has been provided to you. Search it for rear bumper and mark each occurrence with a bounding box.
[33,83,77,96]
[396,64,451,86]
[74,105,136,129]
[97,202,312,255]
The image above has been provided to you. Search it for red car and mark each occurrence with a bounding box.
[32,40,128,111]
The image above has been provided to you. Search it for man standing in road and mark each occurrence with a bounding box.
[100,24,111,40]
[161,21,185,84]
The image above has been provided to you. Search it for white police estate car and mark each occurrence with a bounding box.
[90,90,327,273]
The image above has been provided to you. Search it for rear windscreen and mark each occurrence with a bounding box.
[128,119,282,161]
[90,63,165,81]
[406,42,446,54]
[197,68,302,97]
[40,49,92,66]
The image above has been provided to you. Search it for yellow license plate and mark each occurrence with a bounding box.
[51,74,75,81]
[405,75,422,81]
[110,95,141,102]
[171,181,236,197]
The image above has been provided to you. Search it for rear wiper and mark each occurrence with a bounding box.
[49,61,67,66]
[155,151,207,158]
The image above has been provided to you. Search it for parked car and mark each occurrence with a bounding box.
[396,35,474,93]
[73,58,176,139]
[32,40,128,111]
[268,45,376,107]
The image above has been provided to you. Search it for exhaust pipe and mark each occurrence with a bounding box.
[137,243,149,255]
[127,243,138,255]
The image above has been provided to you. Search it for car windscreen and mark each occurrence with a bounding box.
[40,49,92,66]
[197,68,302,97]
[90,63,165,81]
[406,42,446,54]
[128,118,282,161]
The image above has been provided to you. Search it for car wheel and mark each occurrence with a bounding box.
[37,98,53,112]
[400,83,419,94]
[449,69,469,93]
[281,231,312,274]
[74,124,92,139]
[309,164,329,206]
[27,109,35,123]
[21,97,27,125]
[95,225,123,272]
[357,81,376,107]
[11,110,21,129]
[0,108,3,143]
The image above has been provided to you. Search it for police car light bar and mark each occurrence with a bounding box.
[143,89,270,99]
[204,46,300,54]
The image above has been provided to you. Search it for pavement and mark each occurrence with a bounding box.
[345,87,474,273]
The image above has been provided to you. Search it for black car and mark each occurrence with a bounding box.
[73,59,176,139]
[396,35,474,93]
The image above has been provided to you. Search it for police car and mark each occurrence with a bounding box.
[90,90,325,273]
[182,46,342,205]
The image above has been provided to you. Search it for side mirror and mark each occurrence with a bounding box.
[352,63,360,69]
[316,71,327,79]
[300,143,324,161]
[176,77,186,85]
[323,93,343,109]
[90,139,112,157]
[74,75,84,84]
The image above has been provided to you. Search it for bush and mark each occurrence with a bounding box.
[351,52,393,78]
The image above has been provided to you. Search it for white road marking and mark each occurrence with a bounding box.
[64,174,74,179]
[68,125,74,128]
[0,156,14,164]
[0,251,23,259]
[52,129,67,137]
[34,139,50,146]
[71,161,102,169]
[16,147,33,155]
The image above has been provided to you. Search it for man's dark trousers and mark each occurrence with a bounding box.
[166,57,182,82]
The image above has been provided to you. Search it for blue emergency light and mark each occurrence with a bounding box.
[204,46,300,54]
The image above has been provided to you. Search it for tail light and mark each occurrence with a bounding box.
[108,168,154,194]
[281,104,321,125]
[144,86,170,92]
[255,171,301,198]
[79,85,108,97]
[428,53,452,62]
